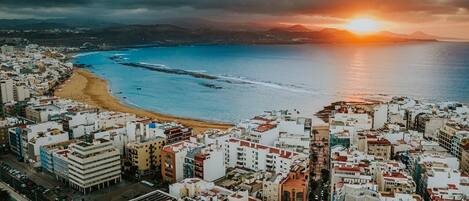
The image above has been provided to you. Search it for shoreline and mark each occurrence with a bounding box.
[54,68,234,134]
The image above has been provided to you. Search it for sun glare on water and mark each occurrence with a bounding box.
[345,18,379,34]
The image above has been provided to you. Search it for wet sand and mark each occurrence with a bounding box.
[54,68,233,134]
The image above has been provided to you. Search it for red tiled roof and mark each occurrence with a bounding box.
[368,139,391,145]
[383,172,407,179]
[447,184,457,189]
[252,116,272,122]
[335,166,360,172]
[358,163,369,167]
[335,156,348,162]
[232,138,298,159]
[229,138,240,143]
[255,124,276,132]
[366,134,377,138]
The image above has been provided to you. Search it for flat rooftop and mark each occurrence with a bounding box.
[128,190,176,201]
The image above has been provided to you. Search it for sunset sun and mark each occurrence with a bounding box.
[345,18,379,34]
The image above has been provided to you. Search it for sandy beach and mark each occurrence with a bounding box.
[54,68,233,134]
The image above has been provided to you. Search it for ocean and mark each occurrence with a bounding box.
[74,42,469,123]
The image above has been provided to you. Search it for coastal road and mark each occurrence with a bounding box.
[0,181,29,201]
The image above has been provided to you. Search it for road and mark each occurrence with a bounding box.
[0,154,59,189]
[0,181,29,201]
[0,154,158,200]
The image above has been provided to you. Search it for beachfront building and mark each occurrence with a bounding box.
[329,109,372,150]
[159,123,193,144]
[273,117,313,154]
[126,121,192,144]
[25,104,66,123]
[68,139,121,194]
[95,111,137,131]
[201,128,242,148]
[126,137,166,177]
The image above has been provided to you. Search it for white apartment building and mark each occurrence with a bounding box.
[225,138,303,174]
[161,140,205,183]
[372,104,388,129]
[93,126,128,154]
[0,79,14,103]
[274,133,310,154]
[64,111,97,138]
[52,149,71,181]
[27,128,69,161]
[68,139,121,194]
[95,112,136,131]
[184,144,226,182]
[125,121,166,142]
[330,113,372,132]
[11,121,65,161]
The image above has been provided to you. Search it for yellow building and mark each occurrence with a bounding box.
[438,123,459,152]
[367,138,392,160]
[126,137,166,176]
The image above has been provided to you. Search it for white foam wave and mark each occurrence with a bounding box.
[73,52,99,58]
[219,75,317,95]
[138,62,170,69]
[186,69,207,73]
[130,61,317,95]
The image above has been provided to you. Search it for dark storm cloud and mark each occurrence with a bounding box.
[1,0,469,23]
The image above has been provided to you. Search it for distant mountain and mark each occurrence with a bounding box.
[0,18,121,30]
[409,31,440,40]
[150,17,274,31]
[0,23,437,47]
[105,24,188,32]
[378,30,458,41]
[378,31,411,39]
[269,24,313,33]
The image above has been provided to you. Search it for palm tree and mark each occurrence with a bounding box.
[0,188,10,200]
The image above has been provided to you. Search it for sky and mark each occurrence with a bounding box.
[0,0,469,38]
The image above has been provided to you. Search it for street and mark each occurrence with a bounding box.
[0,181,29,201]
[0,154,59,189]
[0,153,158,201]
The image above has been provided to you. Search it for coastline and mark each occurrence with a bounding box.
[54,68,234,134]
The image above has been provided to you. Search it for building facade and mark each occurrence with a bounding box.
[68,139,121,194]
[126,137,165,176]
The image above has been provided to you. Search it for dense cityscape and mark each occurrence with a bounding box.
[0,44,468,201]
